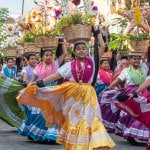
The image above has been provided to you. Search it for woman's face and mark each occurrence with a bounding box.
[122,59,130,68]
[42,50,53,64]
[116,54,121,61]
[29,55,37,66]
[7,59,15,68]
[74,43,87,59]
[100,60,110,70]
[130,56,141,67]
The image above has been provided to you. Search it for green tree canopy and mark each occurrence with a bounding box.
[0,7,9,48]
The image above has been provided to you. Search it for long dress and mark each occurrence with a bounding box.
[114,87,150,150]
[99,66,149,141]
[0,77,25,127]
[18,63,58,141]
[17,57,115,150]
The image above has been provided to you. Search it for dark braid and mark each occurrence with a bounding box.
[91,27,99,86]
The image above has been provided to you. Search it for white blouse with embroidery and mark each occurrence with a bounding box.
[57,58,95,84]
[118,66,147,86]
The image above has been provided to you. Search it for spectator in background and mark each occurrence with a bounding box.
[2,57,17,79]
[114,56,130,79]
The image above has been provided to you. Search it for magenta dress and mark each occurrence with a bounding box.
[115,90,150,150]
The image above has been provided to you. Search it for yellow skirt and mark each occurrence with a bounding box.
[17,82,115,150]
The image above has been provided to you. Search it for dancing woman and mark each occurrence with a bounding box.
[115,75,150,150]
[17,32,115,150]
[18,42,67,142]
[99,52,149,142]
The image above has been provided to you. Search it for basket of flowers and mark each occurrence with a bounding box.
[55,11,95,43]
[23,43,40,53]
[18,5,60,49]
[129,34,150,51]
[36,36,58,48]
[36,26,58,48]
[2,48,17,57]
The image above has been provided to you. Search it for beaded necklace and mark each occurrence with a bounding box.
[75,61,85,83]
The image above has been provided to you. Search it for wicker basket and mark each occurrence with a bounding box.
[2,49,17,57]
[129,40,150,52]
[102,51,112,59]
[62,24,92,43]
[23,43,41,53]
[36,36,58,48]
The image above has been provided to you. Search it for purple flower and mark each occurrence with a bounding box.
[92,6,98,12]
[55,9,62,17]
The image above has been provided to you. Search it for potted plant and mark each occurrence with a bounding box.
[55,11,96,43]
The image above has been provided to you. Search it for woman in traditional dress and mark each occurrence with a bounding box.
[0,57,25,127]
[95,57,114,96]
[114,57,130,79]
[18,45,67,142]
[2,57,17,79]
[115,75,150,150]
[17,32,115,150]
[100,51,149,143]
[17,53,45,141]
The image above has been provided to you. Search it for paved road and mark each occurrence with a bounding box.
[0,120,146,150]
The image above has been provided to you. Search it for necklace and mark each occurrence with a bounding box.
[75,61,85,83]
[130,66,143,84]
[45,64,52,76]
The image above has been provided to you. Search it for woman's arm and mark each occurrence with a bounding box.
[57,41,68,65]
[98,33,105,58]
[22,72,28,82]
[31,74,38,82]
[108,77,121,90]
[43,72,62,84]
[135,79,150,94]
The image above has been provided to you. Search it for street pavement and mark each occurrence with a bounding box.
[0,120,146,150]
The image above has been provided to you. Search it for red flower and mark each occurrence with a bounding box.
[72,0,81,6]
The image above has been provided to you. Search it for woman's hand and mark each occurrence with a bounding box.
[128,93,134,99]
[29,81,36,85]
[128,91,138,99]
[36,80,45,87]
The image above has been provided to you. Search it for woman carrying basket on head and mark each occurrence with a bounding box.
[17,30,115,150]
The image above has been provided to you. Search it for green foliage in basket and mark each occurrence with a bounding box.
[108,33,150,52]
[22,32,36,43]
[128,34,150,41]
[54,11,96,34]
[107,33,129,51]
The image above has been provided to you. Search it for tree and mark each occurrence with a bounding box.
[0,8,9,47]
